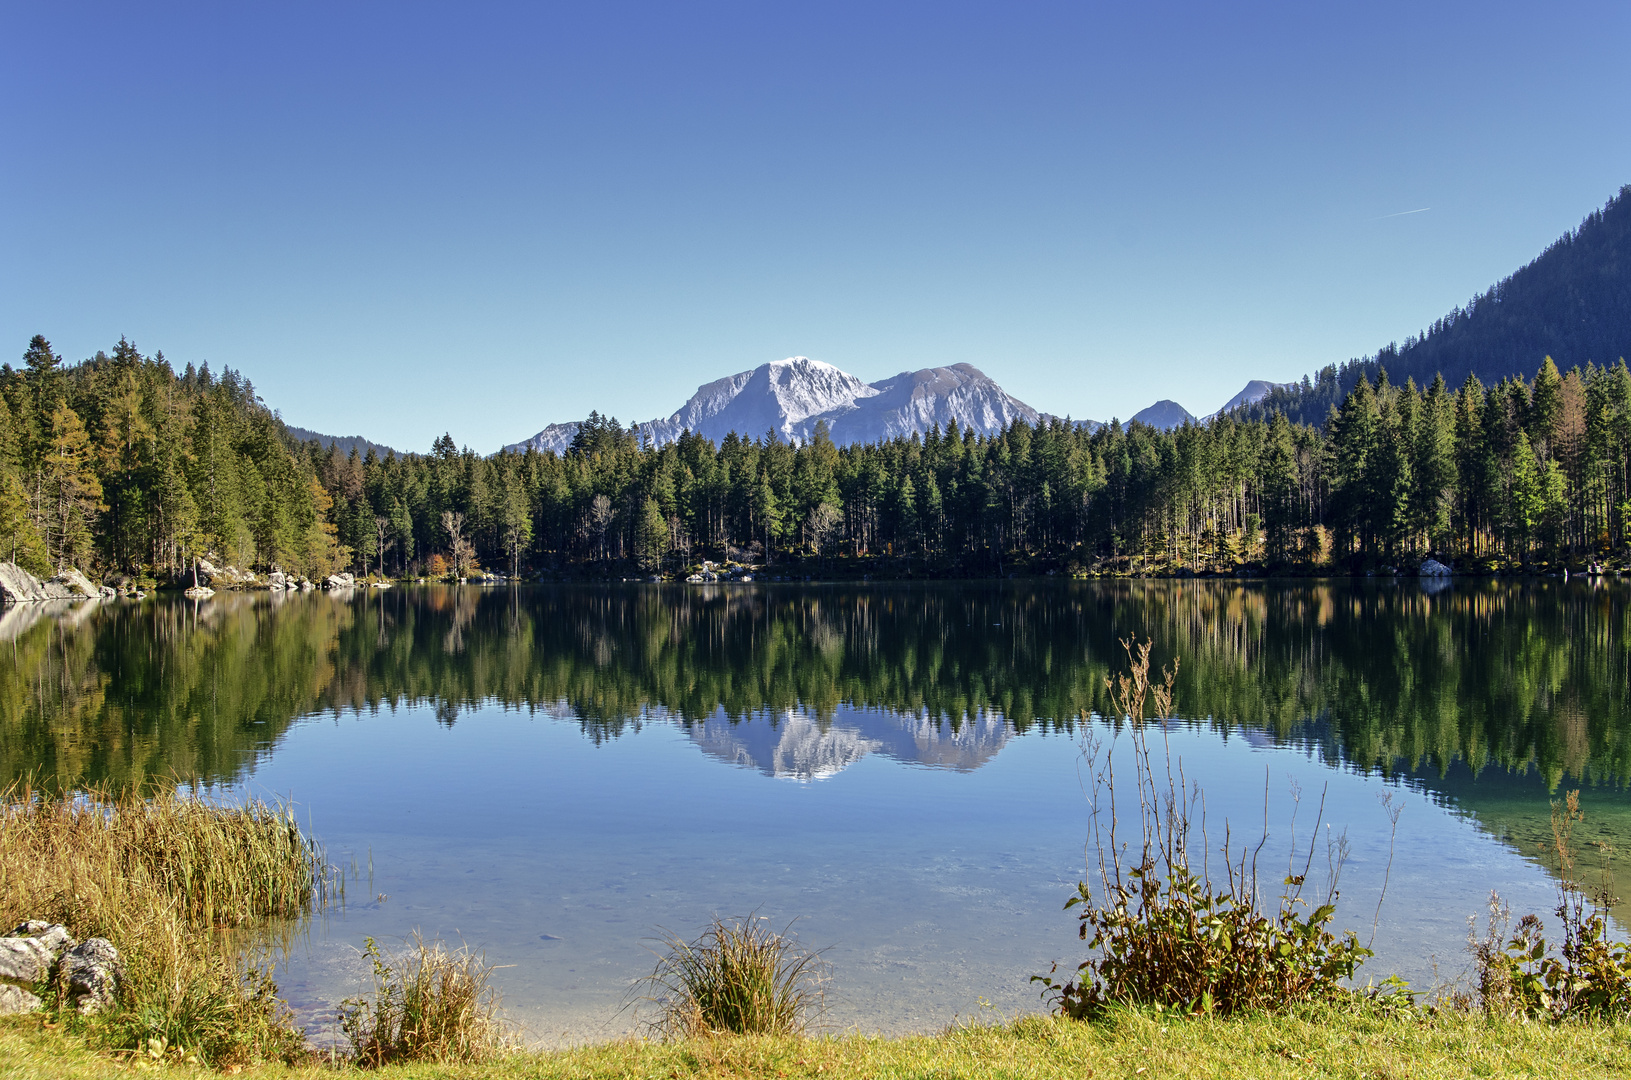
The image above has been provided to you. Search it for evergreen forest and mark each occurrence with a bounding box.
[3,333,1631,581]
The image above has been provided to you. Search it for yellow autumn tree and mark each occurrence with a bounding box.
[43,401,103,570]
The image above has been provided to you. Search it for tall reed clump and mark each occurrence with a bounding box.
[638,915,827,1039]
[0,782,335,1067]
[339,934,505,1066]
[1471,790,1631,1020]
[1034,639,1380,1018]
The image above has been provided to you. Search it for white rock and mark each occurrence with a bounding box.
[1420,559,1452,577]
[0,921,75,985]
[0,984,41,1015]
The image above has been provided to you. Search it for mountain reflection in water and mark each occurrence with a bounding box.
[4,579,1630,847]
[686,706,1011,780]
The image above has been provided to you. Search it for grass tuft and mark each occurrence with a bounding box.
[339,933,506,1066]
[638,915,827,1039]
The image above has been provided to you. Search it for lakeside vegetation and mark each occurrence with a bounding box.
[0,785,333,1066]
[6,332,1631,587]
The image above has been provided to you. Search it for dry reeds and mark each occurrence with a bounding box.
[0,782,333,1066]
[339,934,505,1065]
[638,915,827,1039]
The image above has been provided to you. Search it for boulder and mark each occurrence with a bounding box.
[12,920,74,955]
[0,922,75,1015]
[326,572,357,590]
[0,984,41,1015]
[98,585,117,600]
[184,585,215,599]
[0,563,116,604]
[47,568,101,598]
[0,562,50,603]
[0,924,73,984]
[1420,559,1452,577]
[62,938,123,1014]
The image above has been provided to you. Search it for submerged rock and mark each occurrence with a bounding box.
[62,938,123,1015]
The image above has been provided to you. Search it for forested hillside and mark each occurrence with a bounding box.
[1248,185,1631,426]
[4,332,1631,581]
[0,336,340,580]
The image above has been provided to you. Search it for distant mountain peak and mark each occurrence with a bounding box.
[1207,379,1293,419]
[506,357,1042,452]
[1129,399,1197,430]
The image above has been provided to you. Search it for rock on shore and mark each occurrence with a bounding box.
[0,921,81,1016]
[0,563,111,605]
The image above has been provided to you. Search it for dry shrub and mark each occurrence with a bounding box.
[0,782,333,1066]
[339,934,505,1065]
[638,915,827,1039]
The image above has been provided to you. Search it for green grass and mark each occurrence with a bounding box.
[6,1006,1631,1078]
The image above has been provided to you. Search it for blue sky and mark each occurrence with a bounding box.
[3,1,1628,453]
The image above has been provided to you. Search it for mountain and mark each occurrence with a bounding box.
[284,426,399,459]
[1250,184,1631,426]
[1208,379,1289,418]
[505,357,1044,452]
[1129,399,1196,430]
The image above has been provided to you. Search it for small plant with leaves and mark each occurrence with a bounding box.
[1471,791,1631,1020]
[1035,638,1380,1018]
[339,934,505,1066]
[636,915,827,1039]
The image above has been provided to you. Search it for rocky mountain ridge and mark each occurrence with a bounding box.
[507,357,1282,451]
[506,357,1046,452]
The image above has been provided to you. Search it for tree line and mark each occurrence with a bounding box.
[4,334,1631,581]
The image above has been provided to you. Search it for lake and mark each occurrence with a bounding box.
[3,579,1628,1043]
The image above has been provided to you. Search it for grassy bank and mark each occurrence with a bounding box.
[0,784,333,1066]
[6,1006,1631,1078]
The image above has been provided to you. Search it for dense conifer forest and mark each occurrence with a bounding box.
[2,329,1631,582]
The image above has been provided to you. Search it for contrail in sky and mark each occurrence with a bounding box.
[1374,207,1431,220]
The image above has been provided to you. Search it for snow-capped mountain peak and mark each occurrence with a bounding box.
[506,357,1040,452]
